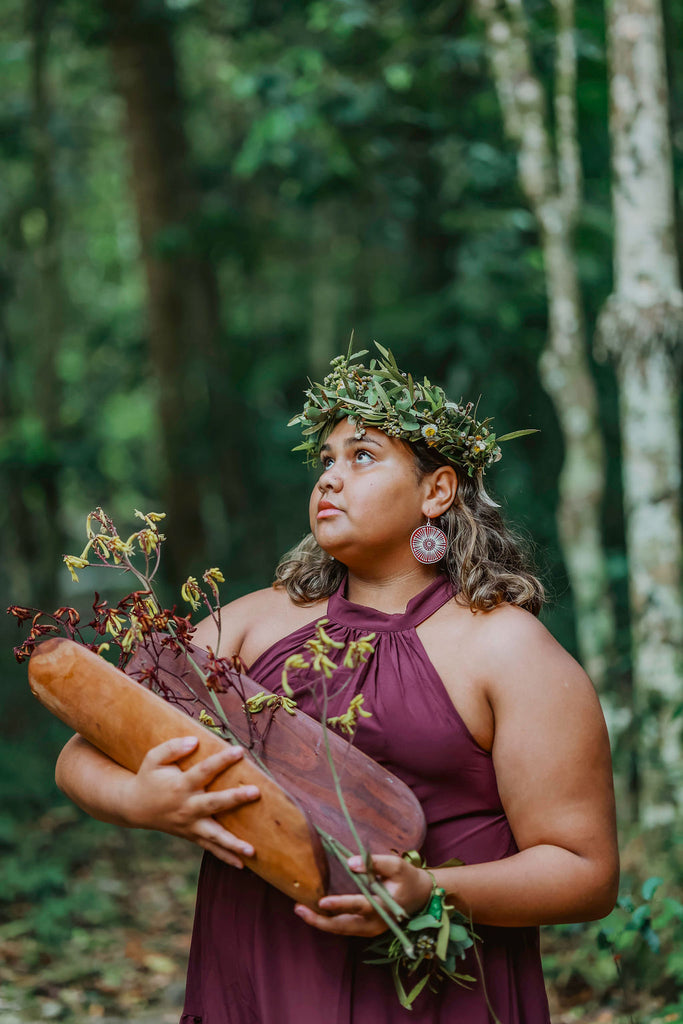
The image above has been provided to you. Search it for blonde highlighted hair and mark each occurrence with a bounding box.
[274,440,544,615]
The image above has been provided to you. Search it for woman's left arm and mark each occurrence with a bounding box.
[433,606,619,927]
[297,608,619,934]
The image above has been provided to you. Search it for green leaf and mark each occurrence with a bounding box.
[495,429,540,442]
[403,971,432,1008]
[449,923,470,942]
[643,925,661,953]
[641,876,664,902]
[373,380,393,410]
[398,416,420,431]
[406,913,441,930]
[436,856,465,869]
[436,915,450,960]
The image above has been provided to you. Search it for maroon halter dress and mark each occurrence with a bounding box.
[180,575,551,1023]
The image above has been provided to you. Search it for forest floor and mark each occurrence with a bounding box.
[1,818,679,1024]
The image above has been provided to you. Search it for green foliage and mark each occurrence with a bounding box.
[544,838,683,1018]
[1,0,682,1015]
[597,879,683,997]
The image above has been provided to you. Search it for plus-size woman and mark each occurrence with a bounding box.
[56,347,619,1024]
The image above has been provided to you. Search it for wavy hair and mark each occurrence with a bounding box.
[274,439,545,615]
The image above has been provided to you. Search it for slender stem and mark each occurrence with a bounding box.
[318,674,366,856]
[320,833,414,958]
[164,629,273,778]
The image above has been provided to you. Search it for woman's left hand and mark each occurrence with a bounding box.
[294,853,433,937]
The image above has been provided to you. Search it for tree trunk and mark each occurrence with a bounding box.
[102,0,244,577]
[308,203,348,380]
[21,0,63,606]
[597,0,683,825]
[473,0,617,691]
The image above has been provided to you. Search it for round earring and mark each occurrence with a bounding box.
[410,519,447,564]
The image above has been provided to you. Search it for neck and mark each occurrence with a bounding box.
[344,564,441,614]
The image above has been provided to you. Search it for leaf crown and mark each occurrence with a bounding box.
[289,341,537,477]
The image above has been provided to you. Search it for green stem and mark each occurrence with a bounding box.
[318,677,367,856]
[320,833,414,958]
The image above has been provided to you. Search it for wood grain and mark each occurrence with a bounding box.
[29,638,328,907]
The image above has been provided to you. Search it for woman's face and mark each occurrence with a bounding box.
[308,418,431,569]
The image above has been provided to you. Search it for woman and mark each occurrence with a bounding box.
[56,347,619,1024]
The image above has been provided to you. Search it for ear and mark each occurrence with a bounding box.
[421,465,458,518]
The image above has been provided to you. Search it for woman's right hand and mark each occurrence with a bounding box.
[123,736,261,868]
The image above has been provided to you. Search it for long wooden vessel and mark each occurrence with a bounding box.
[29,638,327,907]
[29,636,427,905]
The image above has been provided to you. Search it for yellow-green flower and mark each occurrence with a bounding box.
[63,555,90,583]
[107,535,135,563]
[327,694,372,735]
[202,567,225,596]
[314,619,344,650]
[105,611,126,637]
[121,618,143,653]
[245,691,298,716]
[181,577,202,611]
[280,653,310,696]
[343,633,376,668]
[199,709,224,735]
[137,528,163,555]
[134,509,166,526]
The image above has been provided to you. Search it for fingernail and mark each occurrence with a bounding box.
[348,856,363,869]
[245,786,259,798]
[180,737,197,750]
[294,906,305,917]
[242,845,254,857]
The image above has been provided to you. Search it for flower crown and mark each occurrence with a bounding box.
[289,342,537,477]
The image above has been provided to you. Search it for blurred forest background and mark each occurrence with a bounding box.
[1,0,682,1020]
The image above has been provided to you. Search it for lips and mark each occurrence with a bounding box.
[317,499,343,519]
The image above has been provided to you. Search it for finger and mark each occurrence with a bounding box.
[184,744,245,787]
[294,905,379,936]
[196,837,245,869]
[317,894,373,916]
[190,784,260,817]
[144,735,198,768]
[348,853,404,878]
[194,817,255,859]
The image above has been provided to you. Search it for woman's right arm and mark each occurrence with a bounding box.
[55,732,261,867]
[55,587,286,866]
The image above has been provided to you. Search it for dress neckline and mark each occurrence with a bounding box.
[327,573,455,632]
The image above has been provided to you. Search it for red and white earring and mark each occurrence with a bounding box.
[410,518,447,564]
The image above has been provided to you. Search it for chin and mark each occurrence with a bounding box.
[313,531,347,562]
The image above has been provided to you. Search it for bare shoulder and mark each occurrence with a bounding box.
[424,595,601,731]
[193,585,327,666]
[471,601,597,703]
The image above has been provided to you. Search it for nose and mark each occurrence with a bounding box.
[318,463,343,493]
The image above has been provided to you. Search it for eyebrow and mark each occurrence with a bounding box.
[320,436,383,453]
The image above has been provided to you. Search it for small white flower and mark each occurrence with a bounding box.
[473,440,487,452]
[421,424,439,440]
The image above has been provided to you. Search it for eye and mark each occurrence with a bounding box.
[320,455,334,471]
[354,449,374,464]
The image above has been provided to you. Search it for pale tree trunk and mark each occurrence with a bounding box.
[473,0,617,692]
[596,0,683,825]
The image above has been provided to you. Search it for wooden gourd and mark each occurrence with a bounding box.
[29,635,427,906]
[29,638,328,907]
